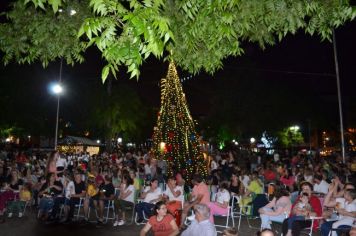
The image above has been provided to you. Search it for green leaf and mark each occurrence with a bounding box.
[101,64,110,83]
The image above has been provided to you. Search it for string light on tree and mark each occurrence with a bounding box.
[152,61,207,182]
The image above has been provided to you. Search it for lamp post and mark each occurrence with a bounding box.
[332,29,346,164]
[51,59,63,150]
[52,83,63,150]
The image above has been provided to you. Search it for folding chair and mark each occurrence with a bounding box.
[213,206,233,233]
[231,194,260,230]
[73,197,85,220]
[103,199,116,223]
[134,199,150,225]
[300,216,323,236]
[124,190,138,225]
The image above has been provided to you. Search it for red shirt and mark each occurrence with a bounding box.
[264,170,276,181]
[290,195,322,231]
[148,214,175,236]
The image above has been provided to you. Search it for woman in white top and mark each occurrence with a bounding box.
[163,176,184,214]
[113,174,135,226]
[322,184,356,236]
[207,182,231,223]
[135,178,162,223]
[259,186,292,229]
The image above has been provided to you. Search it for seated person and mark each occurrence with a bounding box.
[259,186,291,229]
[181,203,217,236]
[207,182,230,223]
[113,174,135,226]
[285,192,312,236]
[313,174,329,195]
[240,171,264,214]
[61,172,86,223]
[94,175,115,225]
[162,176,184,215]
[321,183,356,236]
[135,178,162,223]
[281,181,322,236]
[140,201,179,236]
[38,173,63,221]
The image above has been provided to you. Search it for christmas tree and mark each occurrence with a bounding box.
[152,62,207,182]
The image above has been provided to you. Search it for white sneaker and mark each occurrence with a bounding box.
[8,213,13,218]
[18,212,23,218]
[118,220,125,226]
[113,221,119,227]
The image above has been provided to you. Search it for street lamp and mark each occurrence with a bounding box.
[250,137,256,144]
[51,82,63,150]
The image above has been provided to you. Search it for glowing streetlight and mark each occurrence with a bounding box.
[96,140,101,144]
[51,82,64,150]
[250,137,256,144]
[117,137,123,143]
[51,83,63,94]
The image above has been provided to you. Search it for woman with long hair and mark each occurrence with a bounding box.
[259,185,291,229]
[113,174,135,226]
[140,201,179,236]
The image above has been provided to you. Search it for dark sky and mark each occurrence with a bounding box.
[1,3,356,139]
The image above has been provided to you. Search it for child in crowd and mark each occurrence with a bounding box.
[286,192,312,236]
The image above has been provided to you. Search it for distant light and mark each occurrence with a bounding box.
[117,137,122,143]
[5,138,11,142]
[290,125,300,131]
[58,8,63,13]
[28,135,31,139]
[96,140,100,144]
[250,137,256,143]
[69,9,77,16]
[51,84,63,94]
[234,141,238,145]
[232,139,236,143]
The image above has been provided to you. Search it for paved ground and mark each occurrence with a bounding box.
[0,209,318,236]
[0,209,266,236]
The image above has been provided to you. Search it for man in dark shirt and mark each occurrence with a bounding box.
[94,175,115,225]
[62,172,86,223]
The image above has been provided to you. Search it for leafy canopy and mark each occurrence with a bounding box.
[1,0,355,81]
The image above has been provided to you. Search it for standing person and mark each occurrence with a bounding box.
[181,204,217,236]
[113,174,135,226]
[140,201,179,236]
[46,151,58,176]
[180,174,210,228]
[259,186,291,229]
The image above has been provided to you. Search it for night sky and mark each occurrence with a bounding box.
[0,4,355,141]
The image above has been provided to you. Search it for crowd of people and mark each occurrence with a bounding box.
[0,147,356,236]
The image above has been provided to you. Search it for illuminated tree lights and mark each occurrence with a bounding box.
[152,62,207,182]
